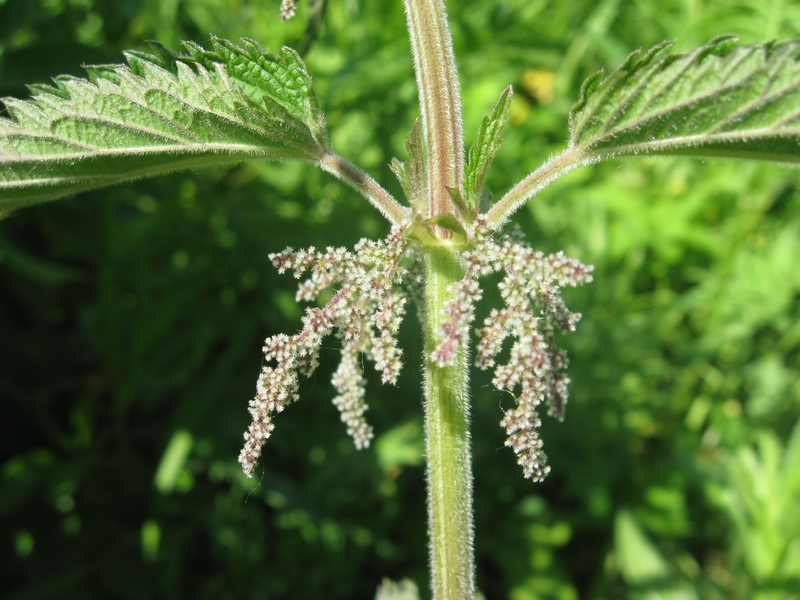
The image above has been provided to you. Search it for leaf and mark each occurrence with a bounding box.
[0,37,329,212]
[570,36,800,163]
[465,86,512,215]
[390,118,426,214]
[404,212,468,249]
[614,510,700,600]
[429,211,468,245]
[707,425,800,581]
[179,37,327,146]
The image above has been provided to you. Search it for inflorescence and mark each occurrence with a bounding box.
[239,227,409,477]
[432,216,593,481]
[239,217,592,481]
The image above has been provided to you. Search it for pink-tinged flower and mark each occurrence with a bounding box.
[239,228,410,478]
[432,216,593,480]
[241,215,591,482]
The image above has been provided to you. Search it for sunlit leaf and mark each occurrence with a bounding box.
[488,37,800,225]
[570,36,800,163]
[0,37,328,211]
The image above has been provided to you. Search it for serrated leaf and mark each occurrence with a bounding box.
[181,37,327,146]
[465,86,512,215]
[390,119,426,215]
[570,36,800,162]
[0,37,329,211]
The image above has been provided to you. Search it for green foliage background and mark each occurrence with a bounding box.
[1,1,799,598]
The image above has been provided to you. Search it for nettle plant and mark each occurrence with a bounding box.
[3,1,800,598]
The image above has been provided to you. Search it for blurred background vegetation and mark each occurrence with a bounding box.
[1,0,799,598]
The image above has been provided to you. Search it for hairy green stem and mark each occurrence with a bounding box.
[402,0,475,596]
[423,248,475,600]
[403,0,465,219]
[403,0,475,596]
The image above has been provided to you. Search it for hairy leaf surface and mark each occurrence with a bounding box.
[390,119,426,214]
[0,37,328,211]
[570,37,800,163]
[465,86,512,214]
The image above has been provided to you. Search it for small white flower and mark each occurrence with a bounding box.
[279,0,299,21]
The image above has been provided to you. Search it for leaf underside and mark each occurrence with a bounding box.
[570,36,800,163]
[0,37,328,212]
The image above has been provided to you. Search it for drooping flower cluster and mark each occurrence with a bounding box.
[239,214,592,482]
[239,228,409,477]
[433,216,593,481]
